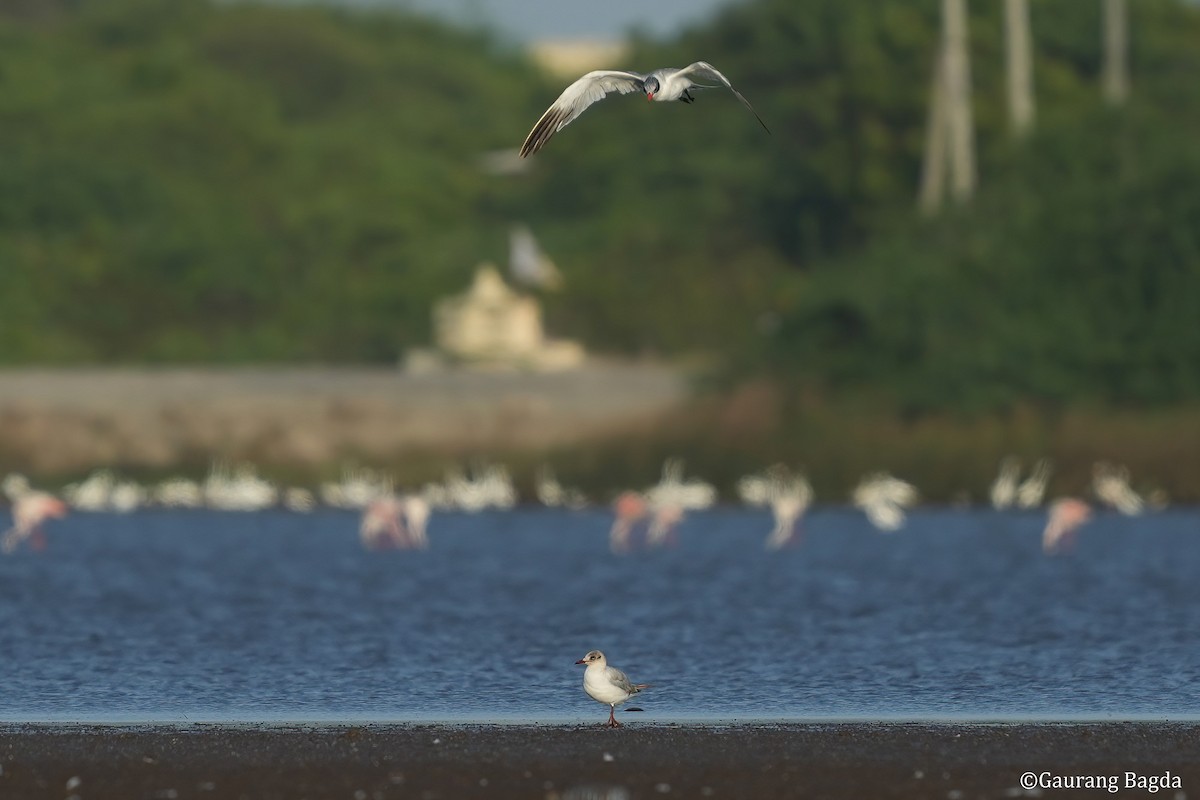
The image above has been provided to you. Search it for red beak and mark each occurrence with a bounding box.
[646,93,654,101]
[575,659,587,664]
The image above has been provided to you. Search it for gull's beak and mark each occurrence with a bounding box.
[575,658,587,664]
[646,93,654,101]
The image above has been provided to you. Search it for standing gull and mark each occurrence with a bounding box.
[575,650,651,728]
[520,61,769,157]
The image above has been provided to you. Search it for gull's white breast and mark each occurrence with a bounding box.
[583,664,633,706]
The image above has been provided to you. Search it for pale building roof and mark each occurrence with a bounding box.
[527,39,631,79]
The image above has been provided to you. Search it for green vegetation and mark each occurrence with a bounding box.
[760,105,1200,413]
[2,0,1199,496]
[0,0,544,361]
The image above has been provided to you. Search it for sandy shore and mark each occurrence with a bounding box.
[1,722,1197,799]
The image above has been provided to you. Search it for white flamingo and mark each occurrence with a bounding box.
[852,472,918,532]
[320,466,391,509]
[283,487,316,512]
[154,477,204,508]
[645,458,716,511]
[989,457,1020,510]
[738,465,813,550]
[403,496,431,549]
[1092,462,1144,515]
[64,469,116,511]
[438,463,517,512]
[641,459,714,547]
[204,462,278,511]
[535,465,587,509]
[766,472,813,551]
[1015,459,1053,509]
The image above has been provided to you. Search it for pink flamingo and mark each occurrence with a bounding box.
[610,491,648,554]
[359,495,429,551]
[1042,497,1092,554]
[646,503,684,548]
[2,492,68,554]
[609,491,684,553]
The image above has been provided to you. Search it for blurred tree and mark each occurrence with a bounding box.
[1102,0,1130,104]
[0,0,1196,415]
[1004,0,1035,136]
[0,0,546,362]
[919,0,976,214]
[0,0,79,22]
[761,103,1200,413]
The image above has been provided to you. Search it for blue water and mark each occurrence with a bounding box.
[1,507,1198,723]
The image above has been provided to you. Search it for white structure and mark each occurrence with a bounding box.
[527,39,629,80]
[422,264,584,371]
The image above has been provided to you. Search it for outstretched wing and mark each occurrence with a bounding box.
[676,61,771,134]
[520,70,646,157]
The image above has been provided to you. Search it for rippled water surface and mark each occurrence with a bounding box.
[2,507,1198,722]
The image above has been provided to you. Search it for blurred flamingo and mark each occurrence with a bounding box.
[766,473,813,550]
[3,491,68,554]
[646,502,684,547]
[989,457,1020,510]
[1092,462,1144,515]
[402,496,430,549]
[1042,497,1092,554]
[641,458,712,547]
[433,462,517,511]
[738,465,813,549]
[852,472,918,532]
[535,465,588,509]
[610,491,648,554]
[1016,458,1052,509]
[360,495,430,551]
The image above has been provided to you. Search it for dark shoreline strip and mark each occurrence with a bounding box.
[2,722,1197,799]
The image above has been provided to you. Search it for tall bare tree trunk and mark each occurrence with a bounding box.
[1004,0,1035,136]
[919,0,976,214]
[919,52,949,216]
[1102,0,1129,105]
[944,0,975,203]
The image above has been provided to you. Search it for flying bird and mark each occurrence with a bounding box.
[520,61,770,158]
[575,650,651,728]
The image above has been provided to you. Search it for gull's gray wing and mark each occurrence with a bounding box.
[520,70,646,157]
[605,666,643,695]
[676,61,771,134]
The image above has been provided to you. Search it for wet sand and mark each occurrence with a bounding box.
[1,722,1197,799]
